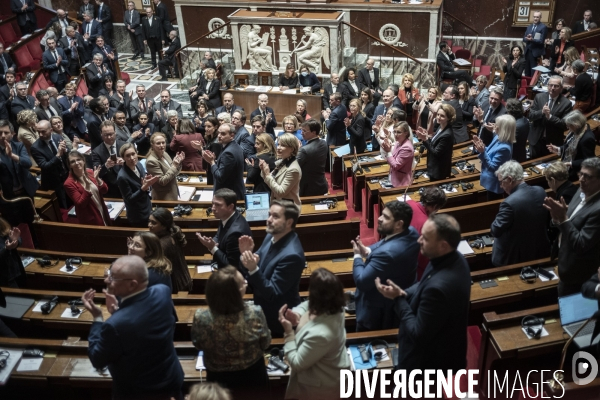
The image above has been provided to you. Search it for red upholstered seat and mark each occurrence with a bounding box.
[455,48,471,61]
[0,22,20,46]
[25,40,43,64]
[120,71,131,85]
[76,77,88,97]
[13,46,37,72]
[473,65,491,80]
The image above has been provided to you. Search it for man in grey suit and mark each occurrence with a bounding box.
[545,157,600,296]
[297,119,328,197]
[124,1,144,59]
[528,76,573,159]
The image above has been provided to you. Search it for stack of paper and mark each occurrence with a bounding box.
[178,186,196,201]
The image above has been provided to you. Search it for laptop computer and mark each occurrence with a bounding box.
[559,293,600,348]
[245,192,270,222]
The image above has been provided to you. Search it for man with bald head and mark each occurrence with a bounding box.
[46,9,69,39]
[357,58,382,105]
[30,120,69,208]
[82,255,184,399]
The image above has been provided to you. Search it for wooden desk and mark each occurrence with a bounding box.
[222,89,322,128]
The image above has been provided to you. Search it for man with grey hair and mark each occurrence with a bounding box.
[59,26,85,76]
[545,158,600,296]
[153,89,182,130]
[250,94,277,138]
[202,122,245,199]
[572,10,594,34]
[124,1,144,60]
[158,30,180,81]
[569,60,594,112]
[34,89,60,122]
[81,11,102,59]
[203,51,216,70]
[82,255,184,399]
[490,160,550,266]
[473,86,506,146]
[10,82,36,121]
[86,53,113,97]
[528,75,573,158]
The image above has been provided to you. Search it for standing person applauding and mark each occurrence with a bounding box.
[382,121,414,188]
[260,133,302,211]
[146,132,184,201]
[415,104,454,181]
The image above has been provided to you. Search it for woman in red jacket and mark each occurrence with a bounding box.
[64,150,111,226]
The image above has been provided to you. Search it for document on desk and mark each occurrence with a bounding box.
[17,357,43,372]
[178,186,196,201]
[270,87,281,92]
[0,349,23,384]
[283,89,297,94]
[453,58,471,66]
[195,190,213,202]
[457,240,475,255]
[76,145,91,154]
[300,87,312,93]
[255,86,272,92]
[106,201,126,220]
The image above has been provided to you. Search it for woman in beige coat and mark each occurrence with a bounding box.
[414,86,442,135]
[260,132,302,210]
[278,268,350,400]
[145,132,184,201]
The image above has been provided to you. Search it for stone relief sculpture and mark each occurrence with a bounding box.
[240,24,278,72]
[290,27,330,73]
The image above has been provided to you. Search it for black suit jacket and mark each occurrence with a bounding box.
[124,10,142,34]
[214,104,243,117]
[437,51,456,76]
[86,62,114,98]
[34,105,61,122]
[357,67,380,90]
[110,92,132,119]
[78,3,94,20]
[503,58,526,90]
[155,2,170,27]
[573,20,595,35]
[569,73,593,102]
[340,81,365,108]
[475,103,507,146]
[59,35,86,66]
[211,141,245,200]
[550,39,574,70]
[528,93,573,147]
[326,104,348,146]
[560,127,597,181]
[444,99,468,143]
[0,141,39,198]
[513,116,529,163]
[296,137,329,197]
[10,95,35,121]
[321,83,339,109]
[30,135,69,191]
[10,0,37,27]
[142,16,164,41]
[490,182,550,266]
[347,113,367,154]
[117,163,151,225]
[96,3,113,30]
[164,37,180,62]
[0,53,16,85]
[394,250,470,372]
[212,211,252,270]
[0,84,14,121]
[250,107,277,137]
[423,126,453,181]
[92,140,126,198]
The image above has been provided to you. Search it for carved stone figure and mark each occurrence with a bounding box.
[240,24,278,72]
[290,26,330,73]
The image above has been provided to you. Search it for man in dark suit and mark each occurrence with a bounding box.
[0,44,16,87]
[10,82,36,122]
[59,26,86,76]
[523,11,548,77]
[82,11,102,60]
[203,123,245,200]
[321,72,340,111]
[141,7,164,70]
[153,0,172,39]
[11,0,37,35]
[357,58,382,105]
[86,53,114,98]
[528,76,572,159]
[197,188,252,271]
[124,1,144,59]
[158,30,180,81]
[231,110,255,160]
[436,41,472,84]
[239,199,305,336]
[545,157,600,296]
[0,119,39,227]
[572,10,594,34]
[0,72,17,125]
[77,0,94,20]
[322,92,347,147]
[130,84,155,126]
[111,80,133,127]
[215,92,243,117]
[473,87,506,146]
[30,120,69,208]
[45,9,70,39]
[203,51,217,70]
[34,89,61,122]
[491,161,550,266]
[376,213,470,374]
[353,201,420,331]
[340,68,365,108]
[91,36,118,72]
[250,94,277,138]
[87,96,110,149]
[82,255,184,399]
[92,121,125,198]
[370,89,396,137]
[42,38,69,92]
[95,0,113,46]
[387,84,404,109]
[297,119,328,197]
[58,82,86,139]
[441,85,468,143]
[152,90,182,131]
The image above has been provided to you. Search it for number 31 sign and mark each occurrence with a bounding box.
[512,0,556,27]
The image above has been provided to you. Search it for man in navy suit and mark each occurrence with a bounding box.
[215,93,244,117]
[0,120,39,227]
[250,94,277,138]
[197,188,252,271]
[82,11,102,59]
[10,0,37,35]
[95,0,113,46]
[42,38,70,92]
[92,36,118,72]
[203,123,245,200]
[30,120,69,209]
[82,255,184,399]
[92,121,125,198]
[58,83,87,139]
[322,92,347,146]
[473,87,506,146]
[436,41,472,84]
[376,213,470,374]
[523,11,548,77]
[0,44,16,87]
[232,110,256,160]
[77,0,94,20]
[59,26,86,76]
[352,200,420,331]
[0,72,17,123]
[124,1,144,59]
[239,199,306,336]
[10,82,36,124]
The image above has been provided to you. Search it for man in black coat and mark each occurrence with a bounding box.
[0,72,17,123]
[231,110,255,160]
[10,82,36,122]
[152,90,182,131]
[141,7,164,70]
[87,96,111,149]
[215,92,243,117]
[491,161,550,266]
[86,53,114,98]
[34,89,61,122]
[572,10,594,34]
[357,58,382,106]
[297,119,328,197]
[92,121,125,198]
[10,0,37,35]
[441,85,468,143]
[528,76,573,159]
[91,36,118,73]
[203,123,245,200]
[42,38,69,92]
[0,44,17,87]
[322,92,347,147]
[436,41,472,84]
[322,72,340,111]
[153,0,172,40]
[77,0,95,20]
[158,31,180,81]
[110,80,133,127]
[197,188,252,271]
[82,11,103,60]
[473,87,506,147]
[95,0,113,46]
[30,120,70,209]
[376,213,470,374]
[45,9,70,39]
[59,26,86,76]
[129,84,155,126]
[124,1,144,59]
[250,94,277,138]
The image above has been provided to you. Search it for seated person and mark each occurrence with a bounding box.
[298,64,320,93]
[279,63,298,90]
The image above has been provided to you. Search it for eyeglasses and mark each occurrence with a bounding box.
[578,172,597,180]
[104,268,135,282]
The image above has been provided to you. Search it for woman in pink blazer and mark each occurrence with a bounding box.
[64,151,111,226]
[381,121,415,188]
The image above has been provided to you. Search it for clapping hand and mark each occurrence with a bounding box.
[245,158,255,167]
[278,305,295,335]
[238,235,255,254]
[240,250,260,272]
[131,130,142,139]
[142,174,160,191]
[472,136,485,153]
[343,117,351,128]
[259,158,270,175]
[202,150,215,164]
[81,289,103,319]
[473,106,483,120]
[542,104,551,118]
[546,144,559,154]
[502,57,507,64]
[103,289,119,314]
[93,165,102,180]
[415,126,429,141]
[3,138,12,157]
[196,232,217,250]
[543,196,568,224]
[173,151,185,166]
[351,235,369,258]
[5,227,20,250]
[191,140,203,151]
[381,139,392,153]
[375,277,406,300]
